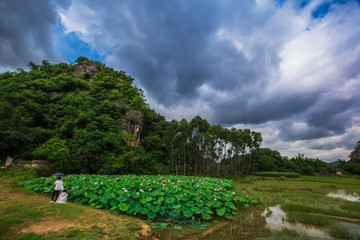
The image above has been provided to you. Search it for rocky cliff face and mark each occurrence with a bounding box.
[74,62,144,146]
[73,62,101,77]
[122,110,143,146]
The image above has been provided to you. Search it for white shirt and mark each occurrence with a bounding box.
[54,180,64,191]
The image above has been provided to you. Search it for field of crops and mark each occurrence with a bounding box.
[23,174,256,221]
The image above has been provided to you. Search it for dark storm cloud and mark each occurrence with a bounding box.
[64,0,283,105]
[111,0,222,103]
[212,92,319,125]
[0,0,59,68]
[278,95,360,142]
[306,99,356,133]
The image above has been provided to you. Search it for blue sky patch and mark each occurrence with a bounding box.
[300,0,311,8]
[53,19,102,63]
[274,0,288,8]
[311,2,331,19]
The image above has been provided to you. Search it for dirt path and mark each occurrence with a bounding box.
[0,181,153,239]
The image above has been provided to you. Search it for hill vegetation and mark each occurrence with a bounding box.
[0,57,359,176]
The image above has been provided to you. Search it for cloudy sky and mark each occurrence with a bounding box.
[1,0,359,162]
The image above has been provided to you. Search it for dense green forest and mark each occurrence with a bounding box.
[0,58,359,176]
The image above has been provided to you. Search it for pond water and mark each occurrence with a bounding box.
[261,205,360,239]
[326,190,360,202]
[155,203,360,239]
[262,205,332,239]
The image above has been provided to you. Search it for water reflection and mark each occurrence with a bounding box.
[262,205,332,239]
[155,205,360,240]
[326,190,360,202]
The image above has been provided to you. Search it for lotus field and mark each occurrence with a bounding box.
[23,175,257,221]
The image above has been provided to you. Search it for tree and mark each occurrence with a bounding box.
[349,140,360,162]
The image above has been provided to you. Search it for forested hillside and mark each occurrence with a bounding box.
[0,57,168,174]
[1,58,358,176]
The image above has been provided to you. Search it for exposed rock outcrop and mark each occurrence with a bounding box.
[73,62,101,80]
[122,110,144,146]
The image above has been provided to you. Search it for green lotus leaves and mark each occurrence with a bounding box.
[225,201,236,210]
[182,208,193,218]
[119,203,129,212]
[118,196,128,202]
[201,212,211,220]
[213,201,222,209]
[196,200,204,208]
[173,203,182,210]
[151,205,160,213]
[186,201,195,207]
[169,210,181,219]
[22,174,257,221]
[165,196,176,204]
[148,212,157,219]
[216,208,226,216]
[191,207,201,214]
[140,207,149,215]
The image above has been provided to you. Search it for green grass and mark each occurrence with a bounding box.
[286,211,331,226]
[278,227,299,237]
[329,224,356,240]
[254,172,300,178]
[282,203,360,219]
[18,233,46,240]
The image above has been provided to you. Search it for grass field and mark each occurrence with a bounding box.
[0,169,151,240]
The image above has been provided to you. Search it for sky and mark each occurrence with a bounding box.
[1,0,359,162]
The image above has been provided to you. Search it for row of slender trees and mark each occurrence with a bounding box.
[163,116,262,177]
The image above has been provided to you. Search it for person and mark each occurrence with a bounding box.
[50,177,63,203]
[55,190,69,204]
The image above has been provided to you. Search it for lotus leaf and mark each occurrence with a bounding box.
[173,204,182,210]
[216,208,226,216]
[182,209,193,218]
[148,212,156,219]
[169,210,181,219]
[119,203,129,212]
